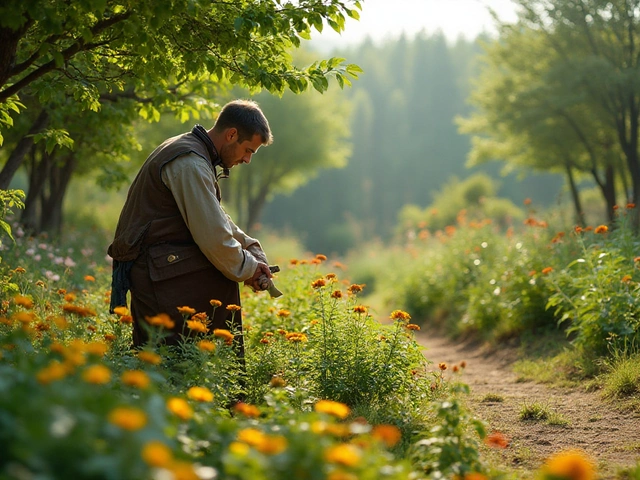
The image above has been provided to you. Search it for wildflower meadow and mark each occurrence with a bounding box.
[1,199,639,479]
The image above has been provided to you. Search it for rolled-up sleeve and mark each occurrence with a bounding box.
[161,154,258,282]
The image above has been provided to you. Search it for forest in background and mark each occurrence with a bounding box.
[261,33,564,255]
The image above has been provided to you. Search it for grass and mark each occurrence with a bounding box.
[519,401,550,421]
[481,393,505,403]
[602,355,640,399]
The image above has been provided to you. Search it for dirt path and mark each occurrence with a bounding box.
[417,331,640,479]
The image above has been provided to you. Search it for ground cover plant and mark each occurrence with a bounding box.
[0,223,497,480]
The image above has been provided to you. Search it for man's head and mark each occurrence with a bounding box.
[210,99,273,169]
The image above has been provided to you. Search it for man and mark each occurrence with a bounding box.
[108,99,273,347]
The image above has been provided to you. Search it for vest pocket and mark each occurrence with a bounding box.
[147,243,211,281]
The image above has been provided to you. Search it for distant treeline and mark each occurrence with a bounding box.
[262,33,563,255]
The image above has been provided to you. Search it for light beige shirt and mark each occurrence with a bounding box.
[161,153,266,282]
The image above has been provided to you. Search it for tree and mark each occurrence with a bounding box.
[226,84,352,232]
[457,16,628,226]
[0,0,363,232]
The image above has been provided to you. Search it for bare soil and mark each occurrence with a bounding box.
[417,331,640,479]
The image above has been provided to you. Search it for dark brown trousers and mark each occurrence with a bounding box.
[129,243,243,349]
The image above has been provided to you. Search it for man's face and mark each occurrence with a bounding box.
[219,132,263,169]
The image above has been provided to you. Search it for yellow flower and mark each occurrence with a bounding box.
[285,332,308,342]
[85,342,109,357]
[276,309,291,317]
[14,267,26,274]
[186,320,208,334]
[166,460,198,480]
[177,306,196,315]
[237,428,266,447]
[197,340,215,352]
[324,444,361,467]
[314,400,350,419]
[186,386,214,402]
[372,424,402,448]
[167,397,193,420]
[36,361,68,385]
[353,305,367,314]
[256,435,288,455]
[540,449,595,480]
[390,310,411,321]
[405,323,420,331]
[12,311,36,325]
[233,402,260,418]
[138,350,162,365]
[229,441,250,456]
[226,304,241,312]
[121,370,150,389]
[13,295,34,309]
[141,440,173,467]
[146,313,175,329]
[213,329,234,342]
[82,365,112,384]
[113,306,129,316]
[108,407,147,430]
[209,299,222,307]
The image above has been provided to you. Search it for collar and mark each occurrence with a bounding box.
[191,124,229,179]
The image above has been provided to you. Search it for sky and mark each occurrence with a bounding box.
[312,0,519,48]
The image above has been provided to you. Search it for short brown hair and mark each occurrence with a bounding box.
[213,99,273,145]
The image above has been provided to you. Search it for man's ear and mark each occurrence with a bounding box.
[226,128,237,142]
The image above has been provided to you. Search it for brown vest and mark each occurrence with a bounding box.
[108,129,220,261]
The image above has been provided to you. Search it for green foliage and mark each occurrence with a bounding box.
[410,384,487,479]
[0,227,493,479]
[0,189,25,242]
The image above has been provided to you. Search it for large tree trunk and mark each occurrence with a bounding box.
[20,144,50,232]
[565,164,586,227]
[0,109,48,189]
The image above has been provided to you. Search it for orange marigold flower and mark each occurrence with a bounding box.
[121,370,150,389]
[485,431,509,448]
[167,397,193,420]
[187,386,214,402]
[331,290,343,299]
[226,304,241,312]
[113,306,129,316]
[574,226,583,233]
[622,275,633,283]
[347,284,364,294]
[371,424,402,448]
[460,361,467,368]
[12,311,36,324]
[14,267,26,274]
[260,338,270,344]
[452,365,460,373]
[177,306,196,315]
[541,449,595,480]
[542,267,553,274]
[186,320,208,334]
[237,428,266,447]
[141,440,173,468]
[462,474,488,480]
[138,350,162,365]
[390,310,411,321]
[315,254,328,262]
[523,198,532,205]
[315,399,350,419]
[256,435,288,455]
[594,225,608,234]
[198,340,215,352]
[276,309,290,317]
[84,275,95,282]
[528,270,537,276]
[64,293,76,303]
[13,295,34,309]
[209,299,222,307]
[277,329,287,335]
[627,203,636,209]
[613,205,619,210]
[324,444,361,467]
[213,329,234,342]
[85,341,109,357]
[82,365,112,384]
[108,407,147,431]
[325,273,337,280]
[120,315,133,324]
[233,402,261,418]
[311,278,327,289]
[36,361,68,384]
[270,376,286,388]
[285,332,308,342]
[146,313,175,329]
[104,333,117,342]
[406,323,420,331]
[635,256,640,263]
[353,305,367,314]
[438,362,447,371]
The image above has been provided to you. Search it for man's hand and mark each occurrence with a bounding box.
[244,262,272,291]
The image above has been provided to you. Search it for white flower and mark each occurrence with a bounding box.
[33,254,41,262]
[63,257,76,268]
[45,271,60,282]
[81,248,94,257]
[54,257,64,265]
[26,248,35,256]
